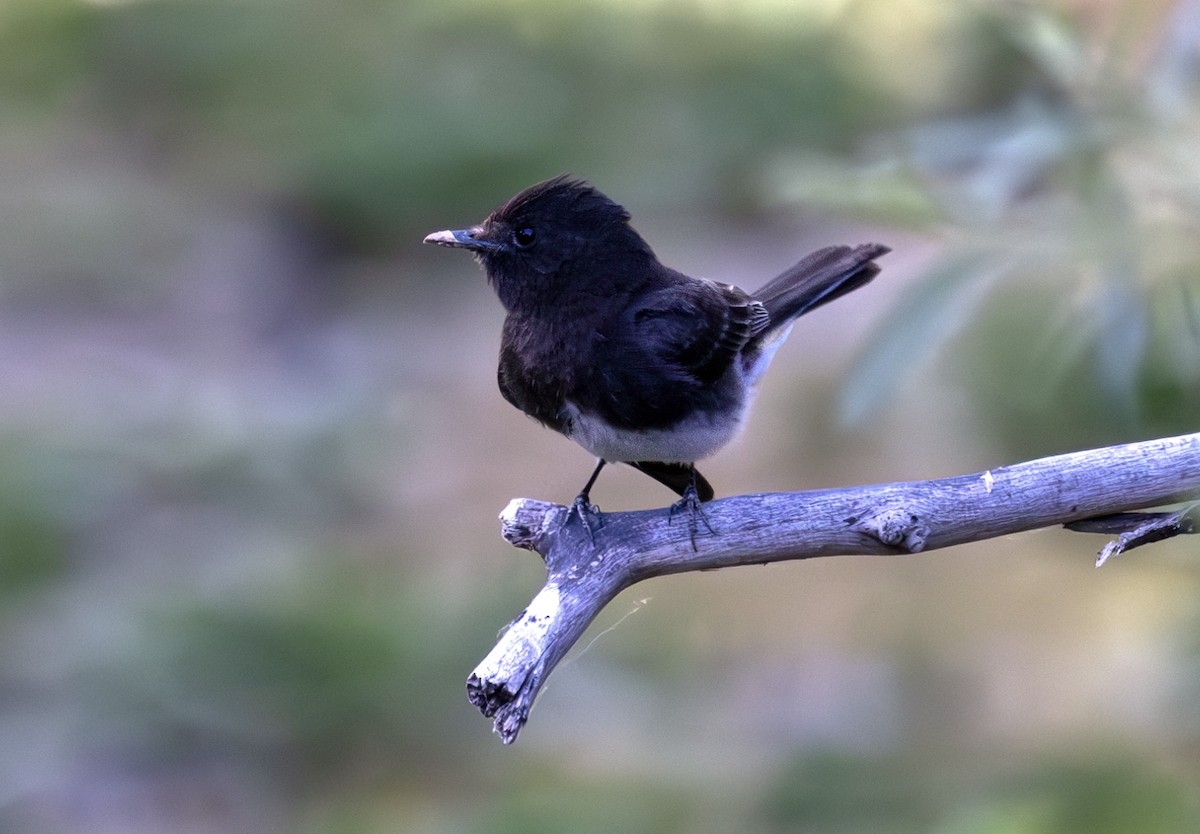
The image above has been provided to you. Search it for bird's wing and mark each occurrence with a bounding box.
[628,277,768,385]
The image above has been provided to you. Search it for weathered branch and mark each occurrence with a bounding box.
[467,432,1200,743]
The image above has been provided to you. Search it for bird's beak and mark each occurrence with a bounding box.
[422,228,497,251]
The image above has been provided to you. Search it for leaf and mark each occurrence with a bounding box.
[1146,0,1200,115]
[1093,255,1147,417]
[838,248,1009,426]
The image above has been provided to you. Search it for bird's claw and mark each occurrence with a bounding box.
[668,483,715,551]
[571,494,603,541]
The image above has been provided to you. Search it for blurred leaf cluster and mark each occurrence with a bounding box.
[761,749,1200,834]
[808,2,1200,453]
[0,0,892,249]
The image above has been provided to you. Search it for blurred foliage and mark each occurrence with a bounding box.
[0,444,71,603]
[758,748,1200,834]
[953,276,1200,457]
[1,0,1199,832]
[761,748,1200,834]
[0,0,896,247]
[0,503,67,601]
[821,1,1200,453]
[762,750,941,833]
[959,754,1200,834]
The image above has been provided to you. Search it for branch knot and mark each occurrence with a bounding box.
[850,505,930,553]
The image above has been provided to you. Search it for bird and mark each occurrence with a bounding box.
[424,174,888,536]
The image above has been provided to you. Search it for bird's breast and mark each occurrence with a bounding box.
[497,315,589,430]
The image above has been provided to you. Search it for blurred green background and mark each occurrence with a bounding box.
[2,0,1199,831]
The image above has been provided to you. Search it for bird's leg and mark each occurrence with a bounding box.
[571,458,606,539]
[668,464,716,550]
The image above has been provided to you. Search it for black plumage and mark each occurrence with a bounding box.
[425,174,888,513]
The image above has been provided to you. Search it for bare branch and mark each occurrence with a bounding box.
[467,432,1200,743]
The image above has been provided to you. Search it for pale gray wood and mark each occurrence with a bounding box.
[468,432,1200,743]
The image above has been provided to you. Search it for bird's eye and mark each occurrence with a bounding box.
[513,227,536,248]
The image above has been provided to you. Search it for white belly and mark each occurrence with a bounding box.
[559,323,791,464]
[562,400,749,463]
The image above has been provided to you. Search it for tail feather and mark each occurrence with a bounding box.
[754,243,890,338]
[626,461,715,501]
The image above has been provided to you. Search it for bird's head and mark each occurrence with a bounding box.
[424,174,654,312]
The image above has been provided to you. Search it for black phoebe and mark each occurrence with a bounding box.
[425,175,888,528]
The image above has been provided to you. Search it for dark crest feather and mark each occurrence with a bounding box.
[492,174,631,227]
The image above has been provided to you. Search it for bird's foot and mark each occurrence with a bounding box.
[668,483,715,551]
[570,493,604,541]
